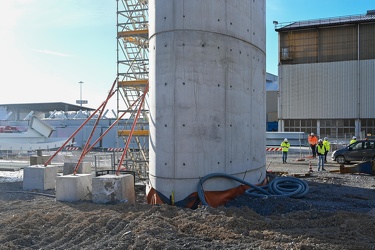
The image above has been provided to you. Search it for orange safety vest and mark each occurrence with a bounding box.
[308,135,318,145]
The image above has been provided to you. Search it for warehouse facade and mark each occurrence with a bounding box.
[275,11,375,142]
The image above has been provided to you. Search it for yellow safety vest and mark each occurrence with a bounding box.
[323,140,330,151]
[280,141,290,152]
[317,144,326,154]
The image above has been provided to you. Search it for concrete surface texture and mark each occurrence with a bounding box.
[148,0,266,201]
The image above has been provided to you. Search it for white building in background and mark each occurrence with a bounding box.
[0,102,130,150]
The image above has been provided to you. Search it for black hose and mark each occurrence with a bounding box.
[197,173,309,207]
[246,176,309,198]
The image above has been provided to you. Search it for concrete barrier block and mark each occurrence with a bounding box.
[92,174,135,204]
[56,174,93,202]
[29,155,51,165]
[23,165,58,191]
[63,162,92,175]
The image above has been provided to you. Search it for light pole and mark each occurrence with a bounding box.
[78,81,83,107]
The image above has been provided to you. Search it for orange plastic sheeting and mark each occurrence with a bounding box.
[147,188,165,205]
[147,184,251,208]
[203,185,250,208]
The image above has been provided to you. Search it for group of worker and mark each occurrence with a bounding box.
[308,133,357,170]
[280,133,338,171]
[281,134,358,170]
[307,133,331,171]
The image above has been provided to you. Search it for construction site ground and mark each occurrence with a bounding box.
[0,153,374,249]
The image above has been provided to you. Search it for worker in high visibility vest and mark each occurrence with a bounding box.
[308,133,318,158]
[350,136,357,145]
[316,139,326,171]
[280,138,290,164]
[323,137,330,163]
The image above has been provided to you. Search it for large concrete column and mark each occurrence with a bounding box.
[148,0,266,201]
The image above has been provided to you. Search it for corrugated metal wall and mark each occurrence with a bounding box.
[279,23,375,64]
[360,23,375,59]
[266,91,278,115]
[319,26,357,62]
[279,30,318,63]
[280,59,375,119]
[360,59,375,118]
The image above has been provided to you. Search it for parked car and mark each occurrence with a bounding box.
[331,140,375,164]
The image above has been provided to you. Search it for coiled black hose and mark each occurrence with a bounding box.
[197,173,309,207]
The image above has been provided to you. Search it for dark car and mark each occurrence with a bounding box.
[331,140,375,164]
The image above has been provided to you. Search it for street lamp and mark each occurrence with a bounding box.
[76,81,88,107]
[78,81,83,107]
[273,20,279,28]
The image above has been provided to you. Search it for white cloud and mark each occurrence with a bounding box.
[33,49,73,57]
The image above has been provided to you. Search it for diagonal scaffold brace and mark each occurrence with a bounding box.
[43,79,118,167]
[115,85,149,176]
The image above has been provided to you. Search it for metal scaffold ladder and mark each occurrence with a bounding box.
[116,0,149,179]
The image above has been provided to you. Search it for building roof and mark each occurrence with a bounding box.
[275,12,375,32]
[0,102,95,113]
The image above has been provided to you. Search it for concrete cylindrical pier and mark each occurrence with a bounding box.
[148,0,266,201]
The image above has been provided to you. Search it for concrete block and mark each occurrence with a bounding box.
[92,174,135,204]
[30,155,50,165]
[56,174,93,202]
[23,165,58,191]
[63,162,92,175]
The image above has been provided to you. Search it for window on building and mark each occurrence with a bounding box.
[283,119,355,140]
[361,119,375,137]
[281,47,290,60]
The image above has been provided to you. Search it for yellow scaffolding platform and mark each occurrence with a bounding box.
[118,130,149,136]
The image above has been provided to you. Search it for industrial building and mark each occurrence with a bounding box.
[0,102,130,150]
[0,102,95,121]
[266,73,278,131]
[275,10,375,142]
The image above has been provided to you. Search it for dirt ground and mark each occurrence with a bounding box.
[0,155,374,250]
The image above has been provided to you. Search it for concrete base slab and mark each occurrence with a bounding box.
[56,174,93,202]
[23,165,58,191]
[92,174,135,204]
[63,162,92,175]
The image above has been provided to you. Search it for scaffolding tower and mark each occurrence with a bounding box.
[116,0,149,179]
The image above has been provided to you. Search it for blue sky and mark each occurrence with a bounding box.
[0,0,374,111]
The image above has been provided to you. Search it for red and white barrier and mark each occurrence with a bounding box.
[65,147,80,151]
[266,147,282,152]
[107,148,124,152]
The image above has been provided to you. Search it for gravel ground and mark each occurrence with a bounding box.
[0,154,374,249]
